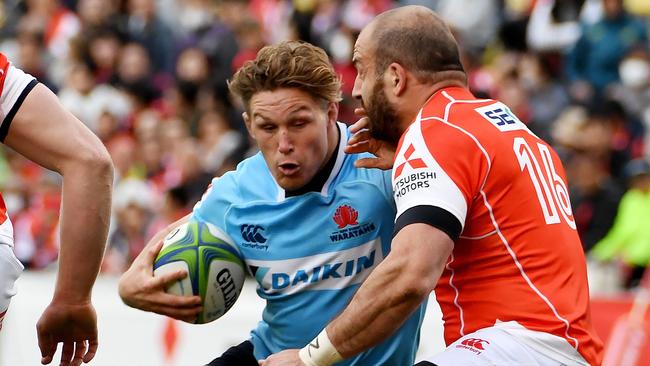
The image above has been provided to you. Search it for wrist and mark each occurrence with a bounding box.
[298,329,343,366]
[52,290,92,305]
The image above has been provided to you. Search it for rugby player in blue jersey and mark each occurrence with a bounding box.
[118,40,425,366]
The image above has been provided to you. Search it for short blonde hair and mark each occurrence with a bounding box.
[228,41,342,110]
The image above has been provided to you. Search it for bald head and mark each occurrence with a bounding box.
[362,5,464,83]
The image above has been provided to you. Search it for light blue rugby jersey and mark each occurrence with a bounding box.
[193,122,426,365]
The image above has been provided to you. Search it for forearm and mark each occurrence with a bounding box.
[53,160,113,303]
[325,224,451,358]
[327,254,431,357]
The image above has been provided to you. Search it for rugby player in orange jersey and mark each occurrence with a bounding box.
[262,5,603,366]
[0,53,113,366]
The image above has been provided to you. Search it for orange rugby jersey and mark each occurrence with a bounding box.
[392,87,602,365]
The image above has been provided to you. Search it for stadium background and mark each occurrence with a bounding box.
[0,0,650,364]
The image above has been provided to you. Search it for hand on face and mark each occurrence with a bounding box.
[345,108,395,170]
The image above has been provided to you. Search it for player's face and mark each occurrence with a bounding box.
[352,31,403,146]
[245,88,338,191]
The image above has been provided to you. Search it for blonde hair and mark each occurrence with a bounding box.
[229,41,342,110]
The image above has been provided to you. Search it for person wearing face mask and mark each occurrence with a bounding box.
[609,48,650,149]
[565,0,647,103]
[118,40,426,366]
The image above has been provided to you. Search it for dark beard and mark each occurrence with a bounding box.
[364,79,403,146]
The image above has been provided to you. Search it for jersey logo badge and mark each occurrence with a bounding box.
[456,337,490,354]
[395,144,427,177]
[475,102,530,134]
[241,224,267,245]
[330,205,376,243]
[333,205,358,229]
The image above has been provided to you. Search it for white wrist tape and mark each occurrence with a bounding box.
[298,329,344,366]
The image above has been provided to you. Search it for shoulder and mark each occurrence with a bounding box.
[208,152,278,204]
[338,124,390,186]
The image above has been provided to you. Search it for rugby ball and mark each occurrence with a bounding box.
[153,220,245,324]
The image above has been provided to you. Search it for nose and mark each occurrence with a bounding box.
[352,75,362,102]
[278,129,293,154]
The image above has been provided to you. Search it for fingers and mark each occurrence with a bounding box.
[348,117,369,134]
[354,157,392,170]
[60,341,73,366]
[150,269,188,289]
[159,293,202,308]
[347,130,371,146]
[71,341,86,366]
[83,338,98,364]
[149,303,202,322]
[140,240,164,266]
[38,330,55,365]
[344,141,371,155]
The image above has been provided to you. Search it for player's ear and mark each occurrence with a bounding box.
[388,62,407,97]
[242,111,253,136]
[326,102,339,126]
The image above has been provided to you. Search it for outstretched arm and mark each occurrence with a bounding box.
[4,83,114,366]
[260,223,452,366]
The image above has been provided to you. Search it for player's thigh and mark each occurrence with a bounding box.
[205,340,258,366]
[419,328,563,366]
[0,244,23,312]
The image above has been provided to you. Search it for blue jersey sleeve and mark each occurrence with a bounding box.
[380,169,395,210]
[191,173,238,233]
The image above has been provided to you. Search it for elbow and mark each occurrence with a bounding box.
[71,142,115,185]
[394,272,436,307]
[392,254,447,306]
[87,145,114,184]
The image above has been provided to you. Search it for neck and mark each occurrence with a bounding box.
[398,78,467,131]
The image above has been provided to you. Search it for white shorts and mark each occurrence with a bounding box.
[0,243,23,313]
[418,322,588,366]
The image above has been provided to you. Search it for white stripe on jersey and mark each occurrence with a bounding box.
[0,218,13,247]
[0,65,35,125]
[246,238,383,296]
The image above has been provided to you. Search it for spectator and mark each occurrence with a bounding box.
[527,0,603,52]
[118,0,175,75]
[608,47,650,157]
[566,0,647,103]
[519,53,571,141]
[196,110,244,174]
[568,152,623,252]
[591,158,650,288]
[107,178,154,273]
[57,62,130,133]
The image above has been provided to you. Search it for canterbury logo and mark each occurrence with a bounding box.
[307,338,320,357]
[395,144,427,177]
[333,205,358,229]
[241,224,267,243]
[461,338,490,350]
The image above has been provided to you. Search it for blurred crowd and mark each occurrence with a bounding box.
[0,0,649,294]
